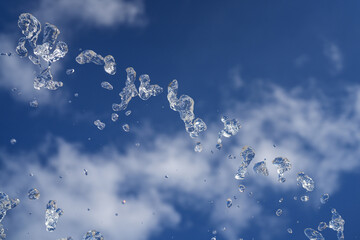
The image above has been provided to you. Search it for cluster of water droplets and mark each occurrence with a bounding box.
[28,188,40,200]
[0,192,20,239]
[272,157,292,183]
[16,13,68,90]
[138,74,163,100]
[167,79,206,138]
[253,160,269,176]
[45,200,63,232]
[112,67,163,114]
[216,116,241,149]
[94,120,105,130]
[0,224,5,240]
[235,146,255,180]
[83,230,104,240]
[297,172,315,192]
[329,209,345,240]
[5,11,350,240]
[76,50,116,75]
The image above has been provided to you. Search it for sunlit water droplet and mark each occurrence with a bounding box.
[94,120,105,130]
[111,113,119,122]
[101,81,113,90]
[318,222,327,231]
[122,124,130,132]
[301,195,309,202]
[297,172,315,192]
[276,209,282,216]
[66,69,74,75]
[320,193,329,204]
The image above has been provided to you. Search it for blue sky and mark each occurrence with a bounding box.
[0,0,359,239]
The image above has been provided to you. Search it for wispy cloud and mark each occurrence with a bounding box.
[323,42,343,74]
[227,84,360,195]
[1,82,360,239]
[0,135,263,239]
[228,65,244,89]
[36,0,146,27]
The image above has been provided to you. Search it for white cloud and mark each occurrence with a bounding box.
[226,85,360,196]
[1,83,360,239]
[323,42,343,74]
[0,135,262,240]
[228,65,244,89]
[36,0,145,27]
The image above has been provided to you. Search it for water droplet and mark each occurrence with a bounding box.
[272,157,292,183]
[94,120,105,130]
[253,161,269,176]
[28,188,40,200]
[287,228,293,234]
[276,209,282,216]
[111,113,119,122]
[45,200,63,232]
[66,69,74,75]
[167,79,206,138]
[235,146,255,180]
[297,172,315,192]
[82,230,104,240]
[29,99,39,108]
[10,138,17,145]
[139,74,163,100]
[238,185,245,193]
[226,198,232,208]
[104,55,116,75]
[328,208,345,239]
[320,193,329,204]
[304,228,324,240]
[318,222,327,231]
[194,142,203,152]
[101,81,113,90]
[300,195,309,202]
[122,124,130,132]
